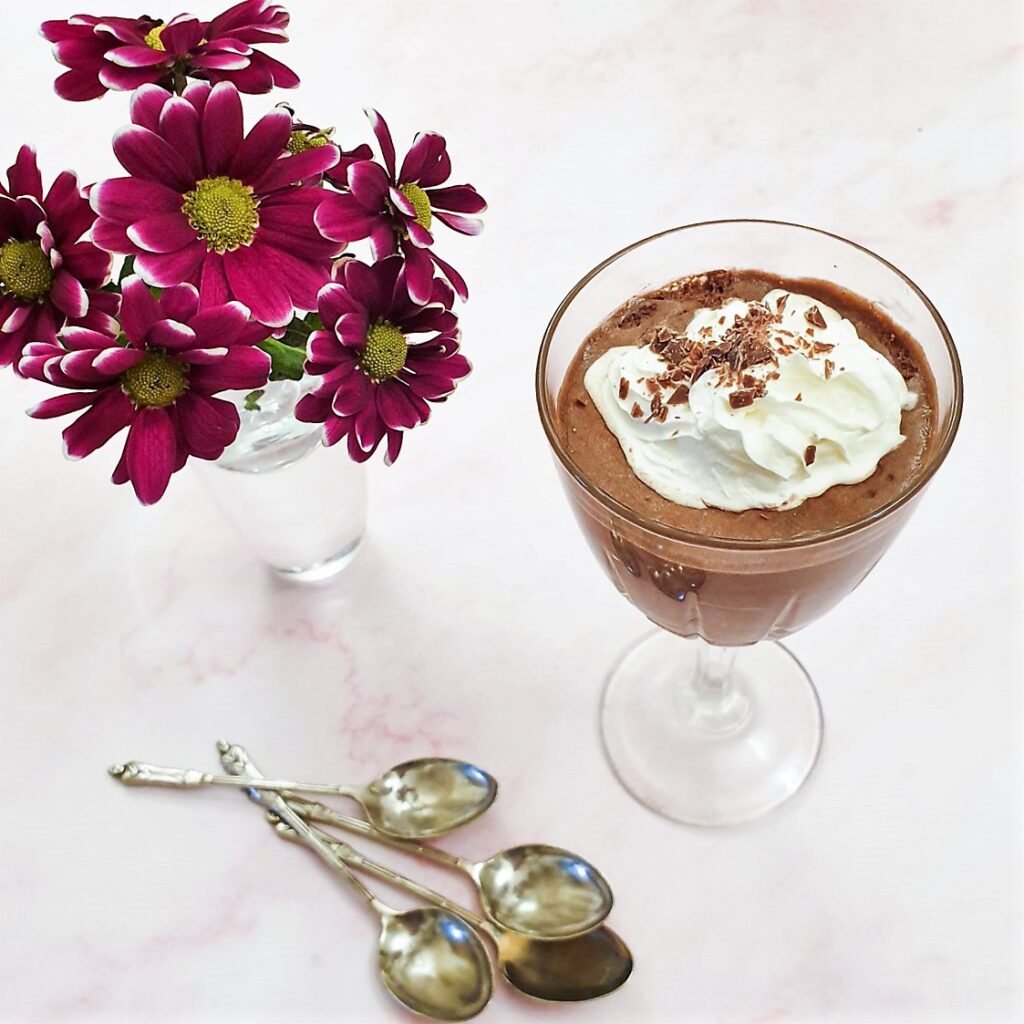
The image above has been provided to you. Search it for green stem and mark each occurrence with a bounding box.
[171,64,187,96]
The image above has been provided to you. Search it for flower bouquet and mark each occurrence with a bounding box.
[3,1,485,528]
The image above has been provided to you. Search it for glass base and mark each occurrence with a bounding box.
[600,631,823,826]
[271,535,363,582]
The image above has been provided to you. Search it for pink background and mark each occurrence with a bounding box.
[1,1,1021,1021]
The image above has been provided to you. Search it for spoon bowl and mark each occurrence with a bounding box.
[364,758,498,838]
[379,908,493,1022]
[496,924,633,1002]
[474,844,613,939]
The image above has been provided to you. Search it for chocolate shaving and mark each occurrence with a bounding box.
[805,305,827,329]
[630,402,642,418]
[776,293,789,314]
[618,377,629,400]
[729,389,757,409]
[668,384,690,404]
[795,392,803,401]
[617,301,657,328]
[645,392,663,422]
[823,359,835,379]
[804,445,817,465]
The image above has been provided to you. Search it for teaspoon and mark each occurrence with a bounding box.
[220,745,632,1003]
[109,755,497,838]
[217,743,492,1021]
[288,796,614,940]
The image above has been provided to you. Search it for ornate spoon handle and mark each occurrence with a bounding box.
[109,760,356,800]
[285,797,468,871]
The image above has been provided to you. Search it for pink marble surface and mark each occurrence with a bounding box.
[1,1,1022,1021]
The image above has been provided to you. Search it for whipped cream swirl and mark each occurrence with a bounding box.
[584,289,918,512]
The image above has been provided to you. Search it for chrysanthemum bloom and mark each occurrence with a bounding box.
[315,110,486,304]
[41,2,298,102]
[296,256,470,465]
[280,113,372,187]
[0,146,115,368]
[20,276,271,505]
[90,82,342,328]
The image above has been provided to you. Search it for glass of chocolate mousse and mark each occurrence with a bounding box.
[537,221,962,826]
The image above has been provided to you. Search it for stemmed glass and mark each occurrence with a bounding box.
[536,221,963,826]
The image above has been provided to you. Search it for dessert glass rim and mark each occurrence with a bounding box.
[535,218,964,552]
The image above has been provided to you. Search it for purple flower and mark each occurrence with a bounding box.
[20,275,271,505]
[41,2,298,102]
[295,256,470,465]
[0,145,115,369]
[315,110,486,304]
[281,112,372,187]
[90,81,342,328]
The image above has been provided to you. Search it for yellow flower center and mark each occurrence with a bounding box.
[286,130,331,155]
[122,352,188,407]
[0,240,53,302]
[143,23,167,51]
[182,176,259,253]
[399,183,432,231]
[360,321,408,381]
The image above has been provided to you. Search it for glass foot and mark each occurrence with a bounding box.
[600,631,823,826]
[271,535,363,582]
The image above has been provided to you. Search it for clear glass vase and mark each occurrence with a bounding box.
[197,380,367,581]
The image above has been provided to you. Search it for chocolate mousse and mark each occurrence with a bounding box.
[556,269,937,541]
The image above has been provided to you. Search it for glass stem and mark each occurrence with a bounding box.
[679,639,752,734]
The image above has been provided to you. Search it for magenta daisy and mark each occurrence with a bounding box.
[89,81,342,328]
[0,145,115,369]
[41,2,298,102]
[296,256,470,465]
[281,111,372,187]
[315,109,486,304]
[20,275,271,505]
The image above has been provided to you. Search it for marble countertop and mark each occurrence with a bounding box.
[1,1,1021,1021]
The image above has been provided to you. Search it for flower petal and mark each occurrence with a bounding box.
[186,344,271,391]
[201,82,245,177]
[27,390,98,419]
[127,212,197,253]
[119,274,160,343]
[230,109,291,184]
[129,84,172,131]
[125,406,178,504]
[314,192,381,243]
[434,211,484,236]
[62,386,134,459]
[148,319,197,351]
[399,132,450,188]
[107,45,171,68]
[135,243,206,288]
[365,109,396,178]
[176,391,239,457]
[426,184,487,215]
[222,245,294,327]
[253,145,340,193]
[50,270,89,318]
[112,125,196,191]
[375,380,422,429]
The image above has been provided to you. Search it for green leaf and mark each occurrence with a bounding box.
[117,255,136,284]
[258,336,307,381]
[243,389,265,412]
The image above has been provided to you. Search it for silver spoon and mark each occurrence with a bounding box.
[274,816,634,1004]
[216,743,492,1022]
[219,746,632,1003]
[287,796,614,940]
[109,755,497,838]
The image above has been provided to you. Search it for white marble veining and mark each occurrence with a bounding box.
[0,1,1021,1021]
